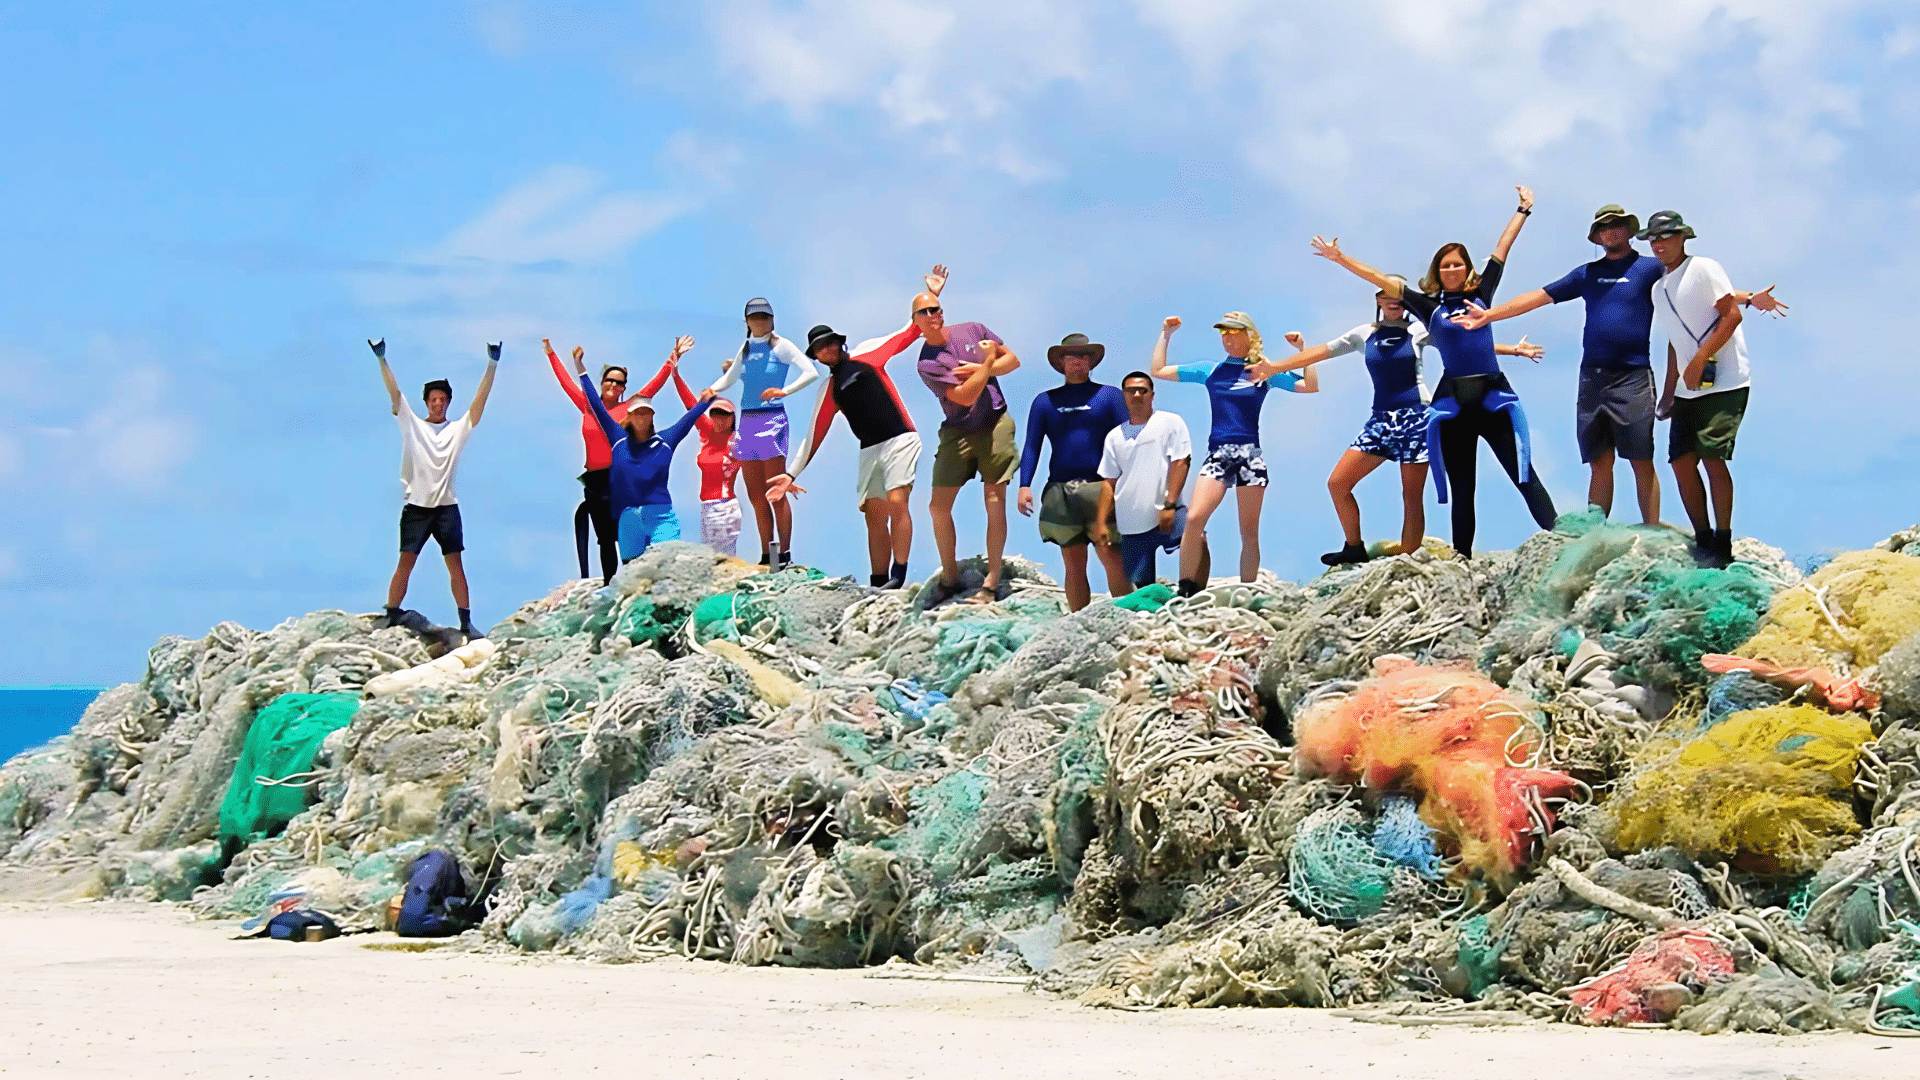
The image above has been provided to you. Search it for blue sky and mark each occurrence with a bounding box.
[2,1,1917,686]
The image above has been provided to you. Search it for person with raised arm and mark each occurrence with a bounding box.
[572,343,715,562]
[1149,311,1318,597]
[706,298,822,570]
[630,340,742,558]
[766,307,927,589]
[1306,185,1557,558]
[1018,334,1131,611]
[544,336,665,582]
[1260,282,1541,565]
[913,266,1023,606]
[373,337,499,641]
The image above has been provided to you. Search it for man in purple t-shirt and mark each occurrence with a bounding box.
[913,265,1023,605]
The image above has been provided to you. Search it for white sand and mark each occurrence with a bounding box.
[0,903,1911,1079]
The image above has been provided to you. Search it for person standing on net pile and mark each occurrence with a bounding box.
[1095,371,1196,592]
[372,337,497,642]
[1149,311,1318,597]
[705,297,821,569]
[543,336,669,583]
[1448,204,1785,528]
[767,310,929,589]
[570,344,715,562]
[1645,210,1786,568]
[1308,185,1556,559]
[1018,334,1131,611]
[635,340,743,558]
[913,265,1024,606]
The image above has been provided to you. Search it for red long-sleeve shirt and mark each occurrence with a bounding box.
[547,344,633,472]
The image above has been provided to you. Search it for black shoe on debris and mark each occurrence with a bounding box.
[1320,542,1370,567]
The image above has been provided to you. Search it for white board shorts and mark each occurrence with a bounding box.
[700,498,742,557]
[856,431,921,503]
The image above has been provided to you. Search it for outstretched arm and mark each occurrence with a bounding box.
[1733,285,1789,318]
[372,338,404,416]
[1451,288,1553,332]
[545,339,590,410]
[1494,336,1545,363]
[466,343,501,425]
[1489,185,1534,264]
[1254,342,1336,377]
[658,391,716,450]
[1149,317,1183,380]
[1309,236,1402,296]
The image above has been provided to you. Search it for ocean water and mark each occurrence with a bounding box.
[0,686,105,765]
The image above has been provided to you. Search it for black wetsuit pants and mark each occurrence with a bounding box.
[575,469,618,584]
[1438,406,1556,558]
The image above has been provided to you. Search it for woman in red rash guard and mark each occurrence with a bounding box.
[547,337,676,582]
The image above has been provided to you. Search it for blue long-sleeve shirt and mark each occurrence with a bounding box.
[1019,381,1128,488]
[582,373,711,513]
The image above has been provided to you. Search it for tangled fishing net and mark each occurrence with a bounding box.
[7,519,1920,1036]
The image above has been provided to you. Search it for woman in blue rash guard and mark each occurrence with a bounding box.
[571,348,715,561]
[1149,311,1318,597]
[1307,185,1558,558]
[1264,278,1543,565]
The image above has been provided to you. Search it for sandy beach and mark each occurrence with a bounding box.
[0,903,1909,1080]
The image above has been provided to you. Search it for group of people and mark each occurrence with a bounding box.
[372,189,1785,630]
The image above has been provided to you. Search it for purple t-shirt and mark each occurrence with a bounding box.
[917,321,1006,431]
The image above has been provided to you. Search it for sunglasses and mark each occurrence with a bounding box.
[603,378,627,387]
[915,306,943,317]
[1123,385,1154,395]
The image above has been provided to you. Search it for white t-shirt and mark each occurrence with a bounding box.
[397,410,474,508]
[1652,254,1750,399]
[1098,411,1193,535]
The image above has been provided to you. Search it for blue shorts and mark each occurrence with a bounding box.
[617,504,681,561]
[1351,406,1429,464]
[1120,508,1187,587]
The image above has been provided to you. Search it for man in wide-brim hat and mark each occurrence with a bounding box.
[1018,333,1130,611]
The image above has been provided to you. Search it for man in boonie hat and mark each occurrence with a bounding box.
[1016,333,1130,611]
[1644,210,1788,568]
[771,314,931,590]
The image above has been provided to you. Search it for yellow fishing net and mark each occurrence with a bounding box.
[1736,550,1920,670]
[1606,705,1871,874]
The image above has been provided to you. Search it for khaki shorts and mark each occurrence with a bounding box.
[1668,387,1749,462]
[1037,479,1118,546]
[932,413,1017,488]
[856,431,921,503]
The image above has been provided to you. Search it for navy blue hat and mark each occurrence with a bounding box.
[744,297,774,318]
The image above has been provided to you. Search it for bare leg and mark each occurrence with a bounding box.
[1093,536,1129,598]
[1630,459,1661,525]
[1061,542,1091,612]
[740,459,774,560]
[1704,458,1734,532]
[1587,449,1615,516]
[982,482,1008,588]
[930,484,962,585]
[1398,462,1429,554]
[861,498,891,577]
[1671,453,1711,536]
[445,552,470,610]
[386,551,420,609]
[1180,477,1227,583]
[887,485,914,565]
[765,453,793,555]
[1328,449,1387,544]
[1235,484,1266,582]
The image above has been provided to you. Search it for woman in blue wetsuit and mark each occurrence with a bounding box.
[1149,311,1318,596]
[1308,185,1558,558]
[1264,279,1543,565]
[571,348,715,561]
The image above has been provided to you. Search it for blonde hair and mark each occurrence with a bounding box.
[1219,311,1267,366]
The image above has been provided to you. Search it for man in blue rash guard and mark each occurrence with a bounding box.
[1017,333,1131,611]
[571,348,715,561]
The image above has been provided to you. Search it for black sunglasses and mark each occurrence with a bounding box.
[1123,385,1154,394]
[915,305,943,317]
[603,377,627,387]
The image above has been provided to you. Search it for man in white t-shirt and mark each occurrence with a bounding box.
[1645,211,1788,568]
[373,338,500,640]
[1095,371,1198,591]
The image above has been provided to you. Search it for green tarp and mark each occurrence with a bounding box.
[216,692,359,850]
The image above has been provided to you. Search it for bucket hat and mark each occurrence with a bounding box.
[1589,204,1641,241]
[1045,333,1106,372]
[1636,210,1696,241]
[804,323,847,359]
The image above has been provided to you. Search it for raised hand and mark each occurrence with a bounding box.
[368,338,387,360]
[1515,185,1534,211]
[572,345,585,363]
[672,334,696,359]
[1161,316,1182,334]
[1309,236,1342,262]
[698,388,716,403]
[1284,331,1306,350]
[1451,300,1492,332]
[1749,286,1789,317]
[487,342,503,362]
[924,264,949,296]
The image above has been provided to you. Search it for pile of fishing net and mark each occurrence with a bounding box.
[8,517,1920,1036]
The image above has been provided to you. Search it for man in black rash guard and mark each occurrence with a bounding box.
[769,316,930,589]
